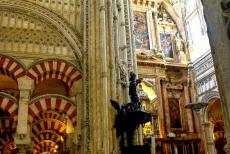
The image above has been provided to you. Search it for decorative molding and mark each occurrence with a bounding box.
[0,54,26,79]
[0,92,18,120]
[27,59,82,87]
[29,94,77,126]
[201,91,220,103]
[0,0,83,68]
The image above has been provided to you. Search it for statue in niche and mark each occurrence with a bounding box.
[175,33,186,63]
[175,33,184,52]
[151,48,164,59]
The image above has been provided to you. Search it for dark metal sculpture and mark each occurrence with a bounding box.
[111,72,151,151]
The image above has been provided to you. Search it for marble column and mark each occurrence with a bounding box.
[123,0,136,72]
[137,125,144,145]
[184,86,194,133]
[151,137,156,154]
[16,145,28,154]
[156,77,165,137]
[146,9,154,50]
[190,69,201,134]
[99,0,109,153]
[152,9,161,51]
[201,0,230,153]
[118,0,129,103]
[199,111,208,154]
[204,122,215,154]
[70,81,82,154]
[15,77,33,149]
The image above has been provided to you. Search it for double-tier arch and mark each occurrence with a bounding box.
[27,59,82,88]
[0,0,83,68]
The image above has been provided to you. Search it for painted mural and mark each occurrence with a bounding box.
[160,33,173,58]
[168,98,182,128]
[133,11,150,50]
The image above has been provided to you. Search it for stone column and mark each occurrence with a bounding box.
[152,9,161,51]
[146,9,154,50]
[190,69,201,133]
[137,125,144,145]
[99,0,109,153]
[204,122,215,154]
[118,0,129,103]
[199,111,208,154]
[156,77,165,137]
[15,76,34,152]
[123,0,136,72]
[151,137,156,154]
[162,80,171,132]
[201,0,230,153]
[70,81,82,154]
[16,145,28,154]
[184,86,194,133]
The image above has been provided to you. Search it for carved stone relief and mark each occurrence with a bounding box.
[0,11,74,58]
[26,0,82,32]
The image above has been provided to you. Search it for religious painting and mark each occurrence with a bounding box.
[168,98,182,128]
[160,33,173,58]
[133,11,150,50]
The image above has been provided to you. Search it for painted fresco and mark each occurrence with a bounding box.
[133,11,150,50]
[160,33,173,58]
[169,98,182,128]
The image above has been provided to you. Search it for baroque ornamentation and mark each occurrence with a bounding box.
[118,59,128,86]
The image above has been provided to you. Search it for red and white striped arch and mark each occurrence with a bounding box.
[0,55,25,79]
[29,95,77,126]
[0,133,15,154]
[33,110,66,124]
[32,119,66,135]
[3,142,15,154]
[34,147,57,154]
[33,131,61,145]
[27,59,82,87]
[0,118,16,134]
[0,93,18,121]
[34,140,57,153]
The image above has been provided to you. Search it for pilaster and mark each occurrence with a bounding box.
[155,77,165,137]
[184,86,194,133]
[152,9,161,51]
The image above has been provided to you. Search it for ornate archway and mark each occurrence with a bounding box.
[29,94,77,153]
[202,92,226,154]
[0,0,83,67]
[0,92,18,154]
[27,59,82,88]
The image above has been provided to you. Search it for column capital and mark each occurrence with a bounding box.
[14,132,31,145]
[17,76,34,91]
[15,144,31,154]
[202,122,212,126]
[152,8,158,14]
